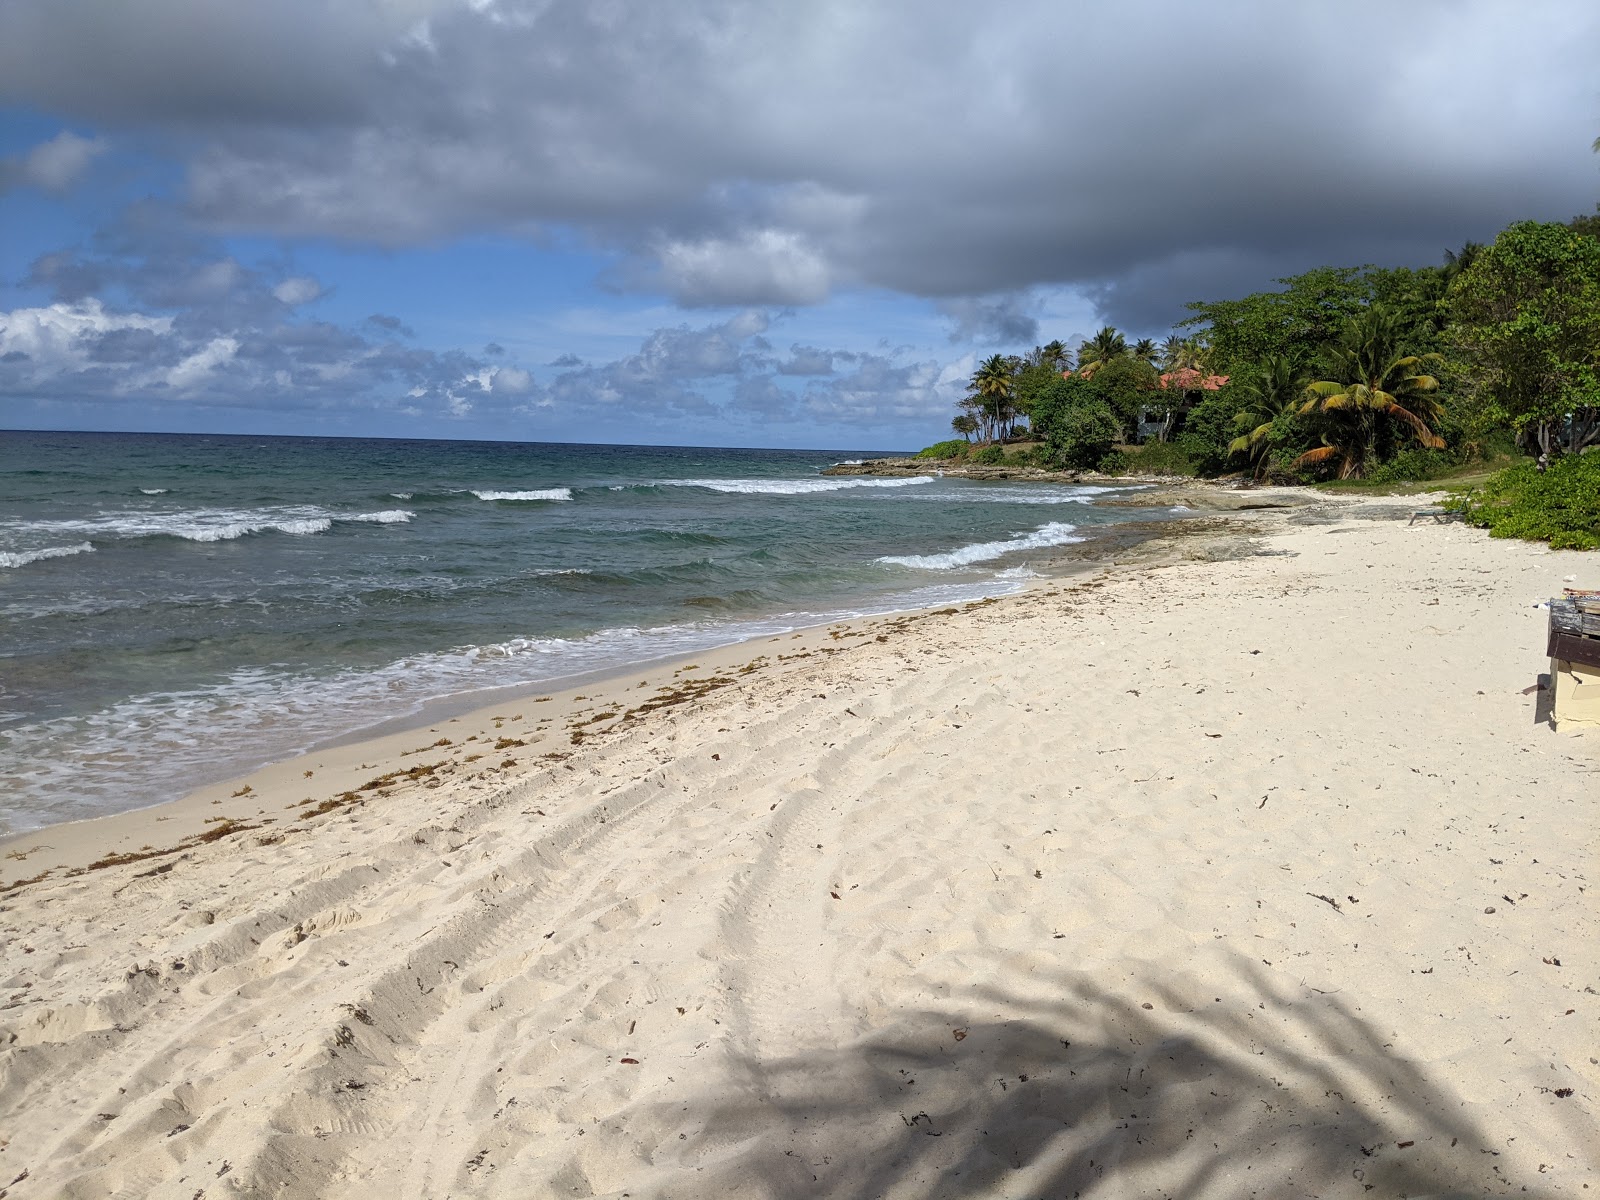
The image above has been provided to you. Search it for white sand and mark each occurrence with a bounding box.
[1,501,1595,1198]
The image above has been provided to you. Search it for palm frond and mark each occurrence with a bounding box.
[1291,446,1340,468]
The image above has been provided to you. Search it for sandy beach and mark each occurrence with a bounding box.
[1,496,1595,1198]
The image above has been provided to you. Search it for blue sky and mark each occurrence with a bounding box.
[2,0,1597,449]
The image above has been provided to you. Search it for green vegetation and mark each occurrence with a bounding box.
[1447,453,1600,550]
[1120,441,1197,476]
[1030,376,1121,469]
[913,178,1600,544]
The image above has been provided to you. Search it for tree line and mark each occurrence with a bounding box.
[936,202,1600,483]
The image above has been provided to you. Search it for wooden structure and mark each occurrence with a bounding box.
[1548,594,1600,731]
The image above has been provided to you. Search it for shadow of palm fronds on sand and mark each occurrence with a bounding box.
[665,955,1537,1199]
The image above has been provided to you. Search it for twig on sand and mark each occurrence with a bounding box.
[1307,892,1343,914]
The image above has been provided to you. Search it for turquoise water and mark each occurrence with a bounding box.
[0,430,1161,833]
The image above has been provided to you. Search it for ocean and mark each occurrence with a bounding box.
[0,430,1168,834]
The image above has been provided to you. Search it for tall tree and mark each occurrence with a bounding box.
[1447,220,1600,458]
[1227,355,1310,479]
[1181,266,1372,375]
[1076,327,1129,378]
[1132,337,1158,366]
[1293,306,1445,478]
[969,353,1018,442]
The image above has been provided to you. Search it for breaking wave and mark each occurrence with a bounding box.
[0,542,95,569]
[666,476,934,495]
[877,521,1083,569]
[4,506,414,546]
[471,488,574,502]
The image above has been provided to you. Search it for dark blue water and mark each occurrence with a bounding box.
[0,430,1159,833]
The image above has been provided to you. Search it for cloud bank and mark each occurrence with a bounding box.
[4,0,1596,329]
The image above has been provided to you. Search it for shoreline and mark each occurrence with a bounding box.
[0,491,1253,875]
[2,496,1594,1197]
[0,589,1066,889]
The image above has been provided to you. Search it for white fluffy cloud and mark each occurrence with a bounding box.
[0,234,537,420]
[0,130,105,194]
[271,275,323,306]
[0,299,170,370]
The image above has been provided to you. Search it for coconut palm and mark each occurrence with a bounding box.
[1228,355,1310,480]
[1026,340,1071,372]
[1292,307,1445,479]
[1132,337,1158,367]
[1076,327,1128,378]
[969,353,1018,441]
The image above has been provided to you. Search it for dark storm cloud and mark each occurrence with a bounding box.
[4,1,1595,327]
[938,294,1040,345]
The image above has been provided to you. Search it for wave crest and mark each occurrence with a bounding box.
[6,506,416,545]
[0,542,95,569]
[668,476,934,495]
[878,521,1082,569]
[471,488,573,502]
[347,509,414,524]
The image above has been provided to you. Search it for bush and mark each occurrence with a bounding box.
[969,443,1008,464]
[1051,401,1122,469]
[1123,441,1198,476]
[1096,449,1129,474]
[1447,452,1600,550]
[1175,381,1254,476]
[1360,447,1464,485]
[916,439,969,460]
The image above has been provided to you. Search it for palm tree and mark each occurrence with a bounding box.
[970,353,1017,442]
[1292,307,1445,479]
[1040,339,1071,372]
[1076,327,1128,378]
[1132,337,1158,367]
[1228,355,1310,480]
[1157,335,1186,372]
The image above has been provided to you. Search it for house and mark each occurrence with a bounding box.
[1138,369,1229,442]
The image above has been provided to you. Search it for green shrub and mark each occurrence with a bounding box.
[1096,449,1129,474]
[916,439,969,460]
[1447,452,1600,550]
[1123,441,1198,476]
[970,443,1008,464]
[1360,447,1464,485]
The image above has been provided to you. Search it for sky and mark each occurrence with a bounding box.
[1,1,1597,450]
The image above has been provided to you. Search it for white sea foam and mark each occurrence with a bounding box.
[139,488,169,495]
[669,476,935,495]
[909,485,1110,505]
[7,506,415,545]
[347,509,414,524]
[0,542,95,569]
[472,488,573,502]
[390,492,414,500]
[878,521,1083,570]
[0,576,1032,833]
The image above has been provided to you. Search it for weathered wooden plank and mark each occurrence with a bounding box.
[1548,630,1600,669]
